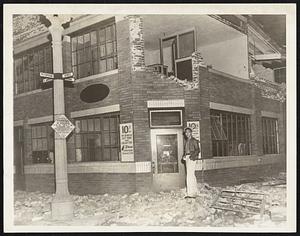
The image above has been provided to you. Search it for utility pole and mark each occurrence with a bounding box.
[44,14,74,220]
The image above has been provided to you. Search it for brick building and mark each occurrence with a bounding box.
[13,14,286,194]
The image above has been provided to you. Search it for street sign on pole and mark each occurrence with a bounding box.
[64,77,75,82]
[40,72,54,79]
[62,72,74,78]
[43,78,53,83]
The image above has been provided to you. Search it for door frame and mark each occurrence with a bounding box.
[150,128,185,191]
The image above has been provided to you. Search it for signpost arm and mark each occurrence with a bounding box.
[46,14,74,220]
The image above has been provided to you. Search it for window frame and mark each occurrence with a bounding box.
[30,122,54,164]
[13,43,53,95]
[160,28,196,65]
[210,109,252,157]
[262,117,279,154]
[149,109,183,128]
[74,113,120,162]
[70,20,118,80]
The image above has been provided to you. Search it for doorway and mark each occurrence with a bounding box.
[151,129,185,191]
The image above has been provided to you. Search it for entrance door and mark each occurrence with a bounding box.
[14,126,25,190]
[151,129,185,191]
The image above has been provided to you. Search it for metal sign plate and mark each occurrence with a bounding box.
[51,115,75,139]
[62,72,74,78]
[40,72,54,79]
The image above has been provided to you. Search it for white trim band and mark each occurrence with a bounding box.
[209,102,253,115]
[24,161,152,174]
[195,154,284,171]
[27,115,53,125]
[147,99,185,108]
[261,111,281,119]
[71,104,120,118]
[14,120,24,126]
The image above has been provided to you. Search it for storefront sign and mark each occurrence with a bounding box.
[187,121,200,141]
[51,115,75,139]
[120,123,134,162]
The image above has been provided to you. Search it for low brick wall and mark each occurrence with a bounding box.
[196,162,286,187]
[24,173,153,195]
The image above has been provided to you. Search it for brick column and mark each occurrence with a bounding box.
[199,67,213,158]
[23,117,33,165]
[251,85,263,156]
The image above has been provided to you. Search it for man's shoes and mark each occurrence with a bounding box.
[184,196,196,199]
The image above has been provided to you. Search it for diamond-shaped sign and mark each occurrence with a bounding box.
[51,115,75,139]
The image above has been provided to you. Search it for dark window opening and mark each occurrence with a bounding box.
[210,110,251,157]
[274,67,286,84]
[31,123,54,164]
[262,117,279,154]
[14,44,53,95]
[75,113,120,162]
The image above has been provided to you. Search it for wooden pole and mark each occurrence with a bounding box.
[46,15,74,220]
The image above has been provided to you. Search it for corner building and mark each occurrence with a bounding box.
[13,15,286,194]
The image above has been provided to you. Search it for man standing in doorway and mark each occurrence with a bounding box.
[182,127,200,198]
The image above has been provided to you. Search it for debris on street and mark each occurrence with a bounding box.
[14,173,287,227]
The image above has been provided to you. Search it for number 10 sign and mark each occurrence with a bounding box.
[120,123,134,162]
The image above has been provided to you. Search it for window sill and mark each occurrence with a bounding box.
[74,69,118,84]
[14,88,49,98]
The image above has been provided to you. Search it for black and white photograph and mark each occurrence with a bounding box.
[3,4,296,233]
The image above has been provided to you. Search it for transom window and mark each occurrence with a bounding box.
[262,117,279,154]
[75,113,120,162]
[210,110,251,157]
[14,44,53,95]
[31,123,54,164]
[71,22,117,79]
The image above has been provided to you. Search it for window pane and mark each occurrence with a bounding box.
[41,126,47,137]
[75,134,81,147]
[99,59,106,73]
[91,46,98,61]
[71,37,77,51]
[88,119,94,132]
[45,47,52,73]
[42,138,48,150]
[99,29,106,43]
[91,31,97,45]
[111,148,118,161]
[77,35,84,50]
[72,52,77,65]
[107,57,114,71]
[81,120,87,131]
[32,127,36,138]
[106,42,113,56]
[32,139,37,151]
[103,118,109,131]
[179,31,195,58]
[84,33,90,48]
[104,132,110,145]
[110,132,117,145]
[109,117,116,131]
[93,61,99,74]
[36,126,41,138]
[99,45,106,57]
[95,118,101,131]
[33,52,39,65]
[106,26,113,41]
[103,148,111,161]
[77,49,85,64]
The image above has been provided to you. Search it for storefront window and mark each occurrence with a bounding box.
[31,123,54,163]
[210,110,251,157]
[75,114,120,162]
[262,117,279,154]
[71,22,117,79]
